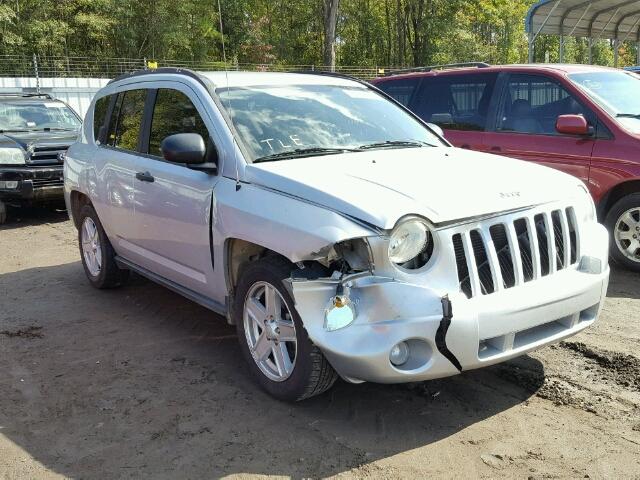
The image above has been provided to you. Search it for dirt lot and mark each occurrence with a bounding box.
[1,208,639,479]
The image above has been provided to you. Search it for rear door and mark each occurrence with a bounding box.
[96,88,146,258]
[410,72,498,150]
[129,85,219,296]
[482,73,596,183]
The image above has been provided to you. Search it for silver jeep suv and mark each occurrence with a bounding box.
[65,68,609,401]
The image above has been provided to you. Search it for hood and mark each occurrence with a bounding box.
[245,147,582,229]
[0,130,78,151]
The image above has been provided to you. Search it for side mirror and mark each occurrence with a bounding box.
[427,122,445,137]
[556,114,592,136]
[160,133,206,164]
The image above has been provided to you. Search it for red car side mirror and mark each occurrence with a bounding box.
[556,114,591,136]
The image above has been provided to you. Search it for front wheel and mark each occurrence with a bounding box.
[234,256,338,401]
[605,193,640,272]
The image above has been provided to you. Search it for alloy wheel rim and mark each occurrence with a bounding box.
[81,217,102,277]
[243,281,297,382]
[614,207,640,263]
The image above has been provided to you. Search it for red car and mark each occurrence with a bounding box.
[372,63,640,271]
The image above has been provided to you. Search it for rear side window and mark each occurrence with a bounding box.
[147,89,210,157]
[413,73,498,131]
[106,89,147,151]
[93,95,110,143]
[376,78,420,106]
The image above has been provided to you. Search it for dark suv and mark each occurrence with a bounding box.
[0,93,81,224]
[372,63,640,271]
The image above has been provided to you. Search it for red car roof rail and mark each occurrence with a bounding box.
[385,62,490,76]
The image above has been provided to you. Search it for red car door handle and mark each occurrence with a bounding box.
[461,144,470,149]
[491,146,502,152]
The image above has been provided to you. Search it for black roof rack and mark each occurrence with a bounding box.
[0,92,54,99]
[385,62,490,76]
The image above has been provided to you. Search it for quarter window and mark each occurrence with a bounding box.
[93,95,110,143]
[376,78,420,106]
[412,73,498,131]
[497,74,591,135]
[106,89,146,151]
[147,89,210,158]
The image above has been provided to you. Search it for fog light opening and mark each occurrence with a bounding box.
[390,341,410,366]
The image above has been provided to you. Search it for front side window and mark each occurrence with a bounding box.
[376,77,420,106]
[569,70,640,134]
[412,73,497,131]
[107,89,146,151]
[0,100,80,132]
[216,84,444,162]
[148,89,210,157]
[497,74,590,135]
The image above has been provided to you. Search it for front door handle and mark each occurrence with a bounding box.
[491,146,502,152]
[135,171,155,183]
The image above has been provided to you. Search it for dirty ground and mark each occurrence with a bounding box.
[1,208,639,479]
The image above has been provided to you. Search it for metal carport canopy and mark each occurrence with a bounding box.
[526,0,640,64]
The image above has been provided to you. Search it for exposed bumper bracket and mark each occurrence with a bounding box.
[435,295,462,372]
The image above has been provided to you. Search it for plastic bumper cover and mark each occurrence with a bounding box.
[290,224,609,384]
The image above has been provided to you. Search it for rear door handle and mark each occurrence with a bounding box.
[491,146,502,152]
[460,144,471,149]
[135,171,155,183]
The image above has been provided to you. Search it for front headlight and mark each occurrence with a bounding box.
[0,147,26,165]
[388,217,431,265]
[575,184,596,223]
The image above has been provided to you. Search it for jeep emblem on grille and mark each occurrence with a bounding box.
[499,191,521,198]
[57,152,66,163]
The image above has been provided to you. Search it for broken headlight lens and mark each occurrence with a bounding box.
[388,217,430,265]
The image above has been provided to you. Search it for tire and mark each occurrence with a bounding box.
[0,201,6,225]
[605,193,640,272]
[77,204,129,288]
[234,256,338,401]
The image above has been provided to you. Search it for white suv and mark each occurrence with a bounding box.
[64,69,609,401]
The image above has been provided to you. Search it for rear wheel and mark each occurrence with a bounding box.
[234,256,338,401]
[0,201,6,225]
[78,204,129,288]
[605,193,640,272]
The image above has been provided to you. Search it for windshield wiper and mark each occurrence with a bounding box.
[0,129,30,133]
[357,140,435,150]
[616,113,640,119]
[253,147,360,163]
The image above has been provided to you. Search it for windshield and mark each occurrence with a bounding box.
[568,71,640,133]
[216,84,443,162]
[0,100,81,132]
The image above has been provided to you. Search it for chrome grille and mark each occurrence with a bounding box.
[453,207,580,298]
[27,145,68,165]
[32,177,64,188]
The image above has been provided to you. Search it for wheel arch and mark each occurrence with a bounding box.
[597,179,640,221]
[68,190,93,229]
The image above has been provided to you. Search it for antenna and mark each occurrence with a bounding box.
[216,0,241,191]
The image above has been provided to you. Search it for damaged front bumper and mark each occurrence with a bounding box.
[290,235,609,385]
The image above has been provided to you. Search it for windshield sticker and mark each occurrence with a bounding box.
[259,135,304,151]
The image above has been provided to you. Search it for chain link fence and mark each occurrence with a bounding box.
[0,54,400,80]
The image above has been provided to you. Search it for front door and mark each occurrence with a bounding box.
[482,73,595,184]
[130,86,218,296]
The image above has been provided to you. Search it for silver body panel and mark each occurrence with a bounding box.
[65,71,609,384]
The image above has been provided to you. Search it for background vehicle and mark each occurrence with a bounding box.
[372,64,640,271]
[0,93,81,224]
[65,69,608,401]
